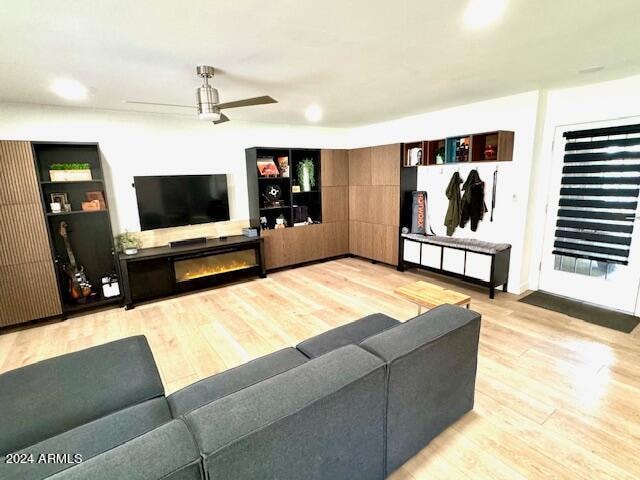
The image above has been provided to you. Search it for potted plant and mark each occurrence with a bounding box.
[114,231,143,255]
[49,163,92,182]
[297,158,315,192]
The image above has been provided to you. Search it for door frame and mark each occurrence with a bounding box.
[537,116,640,316]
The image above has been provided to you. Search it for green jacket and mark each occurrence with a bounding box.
[444,172,462,236]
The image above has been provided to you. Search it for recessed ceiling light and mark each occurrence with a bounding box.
[579,65,604,74]
[305,105,322,123]
[50,78,89,101]
[463,0,509,30]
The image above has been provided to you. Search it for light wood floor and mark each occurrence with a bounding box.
[1,257,639,479]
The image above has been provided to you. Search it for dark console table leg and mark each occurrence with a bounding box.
[489,285,495,299]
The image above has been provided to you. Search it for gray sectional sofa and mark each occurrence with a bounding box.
[0,305,481,480]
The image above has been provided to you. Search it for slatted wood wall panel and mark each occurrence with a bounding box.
[0,261,62,326]
[0,204,53,266]
[0,141,41,205]
[0,140,62,327]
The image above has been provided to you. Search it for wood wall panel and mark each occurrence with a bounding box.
[371,144,401,186]
[322,222,349,258]
[321,149,349,186]
[0,204,52,266]
[348,148,371,186]
[262,229,286,269]
[372,224,399,265]
[0,141,40,205]
[0,261,62,327]
[322,186,349,223]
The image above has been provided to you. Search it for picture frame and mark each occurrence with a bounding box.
[50,192,69,206]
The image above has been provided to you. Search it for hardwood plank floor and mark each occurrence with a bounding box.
[1,257,639,479]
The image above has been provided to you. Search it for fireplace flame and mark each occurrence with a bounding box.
[174,251,258,283]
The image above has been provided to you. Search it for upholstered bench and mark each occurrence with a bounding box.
[400,233,511,298]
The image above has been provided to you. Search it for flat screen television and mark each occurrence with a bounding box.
[134,174,230,231]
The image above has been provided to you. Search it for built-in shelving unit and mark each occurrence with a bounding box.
[246,147,322,229]
[33,142,121,315]
[402,130,514,167]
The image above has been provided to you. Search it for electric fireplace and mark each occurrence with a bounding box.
[174,249,258,283]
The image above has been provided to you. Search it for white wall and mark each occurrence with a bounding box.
[347,92,541,293]
[0,103,348,233]
[526,74,640,290]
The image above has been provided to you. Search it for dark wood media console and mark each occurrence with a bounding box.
[119,236,266,309]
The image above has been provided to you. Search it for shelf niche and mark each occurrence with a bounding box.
[402,130,514,167]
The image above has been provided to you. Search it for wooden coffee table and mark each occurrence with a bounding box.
[394,280,471,314]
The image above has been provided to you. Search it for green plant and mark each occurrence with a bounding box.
[297,158,316,188]
[50,163,91,170]
[114,231,142,252]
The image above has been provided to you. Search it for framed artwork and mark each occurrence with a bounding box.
[256,157,279,177]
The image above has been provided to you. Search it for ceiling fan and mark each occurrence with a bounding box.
[124,65,277,124]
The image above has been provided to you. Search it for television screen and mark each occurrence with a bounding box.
[134,175,230,231]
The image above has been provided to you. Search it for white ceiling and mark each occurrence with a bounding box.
[1,0,640,126]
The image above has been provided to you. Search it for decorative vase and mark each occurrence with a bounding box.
[300,168,312,192]
[484,144,496,160]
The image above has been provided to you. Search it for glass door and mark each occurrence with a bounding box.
[539,119,640,314]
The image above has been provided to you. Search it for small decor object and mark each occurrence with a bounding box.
[484,144,497,161]
[274,214,287,229]
[408,147,422,166]
[256,157,279,177]
[85,191,106,209]
[292,184,301,193]
[259,216,268,230]
[50,192,70,212]
[50,202,62,213]
[263,184,283,207]
[297,158,315,192]
[101,274,120,298]
[114,231,143,255]
[49,163,92,182]
[402,226,409,234]
[277,156,289,177]
[81,200,101,211]
[435,147,445,165]
[242,227,259,238]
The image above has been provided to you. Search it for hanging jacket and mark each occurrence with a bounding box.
[444,172,462,236]
[460,169,487,231]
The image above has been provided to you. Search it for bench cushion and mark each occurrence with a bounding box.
[296,313,400,358]
[185,345,386,480]
[402,233,511,254]
[0,336,164,455]
[0,397,172,480]
[361,305,481,474]
[47,419,202,480]
[168,347,308,417]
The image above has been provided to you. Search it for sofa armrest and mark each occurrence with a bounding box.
[361,304,480,362]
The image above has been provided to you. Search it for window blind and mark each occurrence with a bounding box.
[553,124,640,266]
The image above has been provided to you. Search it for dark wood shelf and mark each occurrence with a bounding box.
[40,179,104,185]
[260,206,291,211]
[292,190,320,193]
[63,295,121,314]
[46,209,109,217]
[258,176,290,181]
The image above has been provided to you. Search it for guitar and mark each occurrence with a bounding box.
[58,221,92,301]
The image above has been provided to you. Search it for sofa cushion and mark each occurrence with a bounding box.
[361,304,481,474]
[46,419,202,480]
[0,397,172,480]
[185,345,386,480]
[168,347,308,417]
[296,313,400,358]
[0,336,164,455]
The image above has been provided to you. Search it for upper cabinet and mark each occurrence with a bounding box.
[348,147,371,186]
[371,144,401,186]
[321,149,349,186]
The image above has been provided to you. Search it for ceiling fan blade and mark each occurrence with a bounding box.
[213,113,230,125]
[216,95,277,110]
[123,100,194,109]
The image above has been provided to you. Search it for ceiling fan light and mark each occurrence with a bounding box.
[196,85,220,120]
